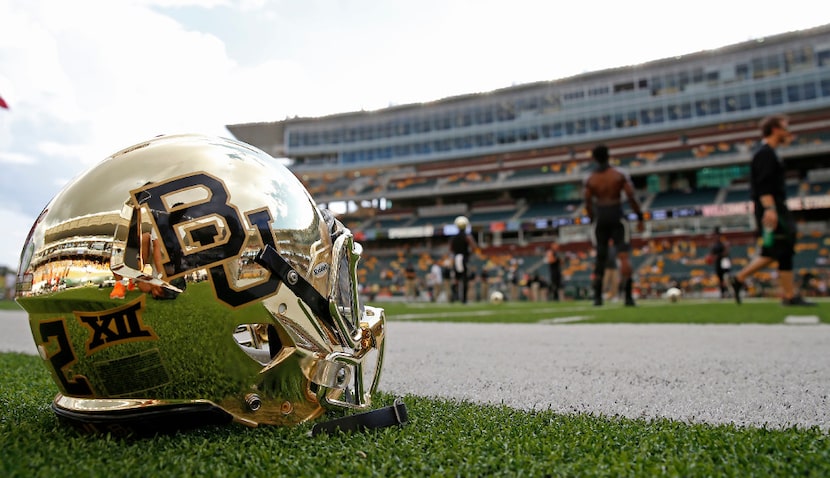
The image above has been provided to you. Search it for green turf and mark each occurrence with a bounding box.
[379,297,829,324]
[4,297,829,476]
[0,299,22,311]
[0,353,828,477]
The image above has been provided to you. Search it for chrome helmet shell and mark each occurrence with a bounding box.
[15,134,384,434]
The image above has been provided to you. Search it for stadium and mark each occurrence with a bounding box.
[228,24,830,303]
[2,18,830,477]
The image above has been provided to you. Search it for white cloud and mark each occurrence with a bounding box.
[0,208,35,272]
[0,152,35,165]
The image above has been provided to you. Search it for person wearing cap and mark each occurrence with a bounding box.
[583,144,645,306]
[449,215,477,304]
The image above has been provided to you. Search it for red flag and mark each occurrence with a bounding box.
[0,95,8,109]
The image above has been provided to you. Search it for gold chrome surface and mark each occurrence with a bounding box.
[15,134,385,430]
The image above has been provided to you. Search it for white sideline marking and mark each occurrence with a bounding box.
[540,316,590,324]
[784,315,821,325]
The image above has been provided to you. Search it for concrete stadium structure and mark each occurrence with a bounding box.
[227,24,830,299]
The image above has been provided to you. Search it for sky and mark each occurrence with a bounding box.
[0,0,827,270]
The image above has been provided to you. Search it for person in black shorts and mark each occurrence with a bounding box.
[584,144,645,306]
[730,114,815,306]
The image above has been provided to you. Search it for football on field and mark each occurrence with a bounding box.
[665,287,682,303]
[489,290,504,304]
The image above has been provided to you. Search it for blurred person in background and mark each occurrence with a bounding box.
[449,216,477,304]
[584,144,645,306]
[709,227,731,299]
[545,240,562,301]
[730,114,815,306]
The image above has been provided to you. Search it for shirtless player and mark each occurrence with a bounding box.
[583,144,645,306]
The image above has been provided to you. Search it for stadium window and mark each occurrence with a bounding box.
[600,115,611,130]
[613,82,635,93]
[821,79,830,97]
[695,100,708,116]
[640,109,652,125]
[770,87,783,105]
[394,144,410,157]
[767,55,782,77]
[725,95,739,112]
[437,115,451,130]
[706,71,719,84]
[454,137,473,149]
[614,112,637,128]
[379,124,391,139]
[525,128,540,141]
[737,94,750,110]
[785,47,813,71]
[650,76,663,95]
[787,84,802,102]
[678,71,690,90]
[736,63,750,81]
[752,58,765,79]
[395,122,410,135]
[669,105,680,121]
[668,103,692,121]
[665,73,677,92]
[755,90,768,108]
[649,107,664,124]
[483,108,494,123]
[804,82,817,100]
[818,49,830,67]
[497,131,516,144]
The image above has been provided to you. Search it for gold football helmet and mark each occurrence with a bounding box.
[15,134,387,435]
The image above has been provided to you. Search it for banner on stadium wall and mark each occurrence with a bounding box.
[388,225,434,239]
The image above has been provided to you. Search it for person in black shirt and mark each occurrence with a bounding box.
[730,114,815,306]
[584,144,645,306]
[449,215,477,304]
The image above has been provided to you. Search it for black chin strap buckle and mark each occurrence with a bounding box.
[311,398,408,436]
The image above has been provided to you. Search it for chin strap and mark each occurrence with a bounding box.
[311,398,408,436]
